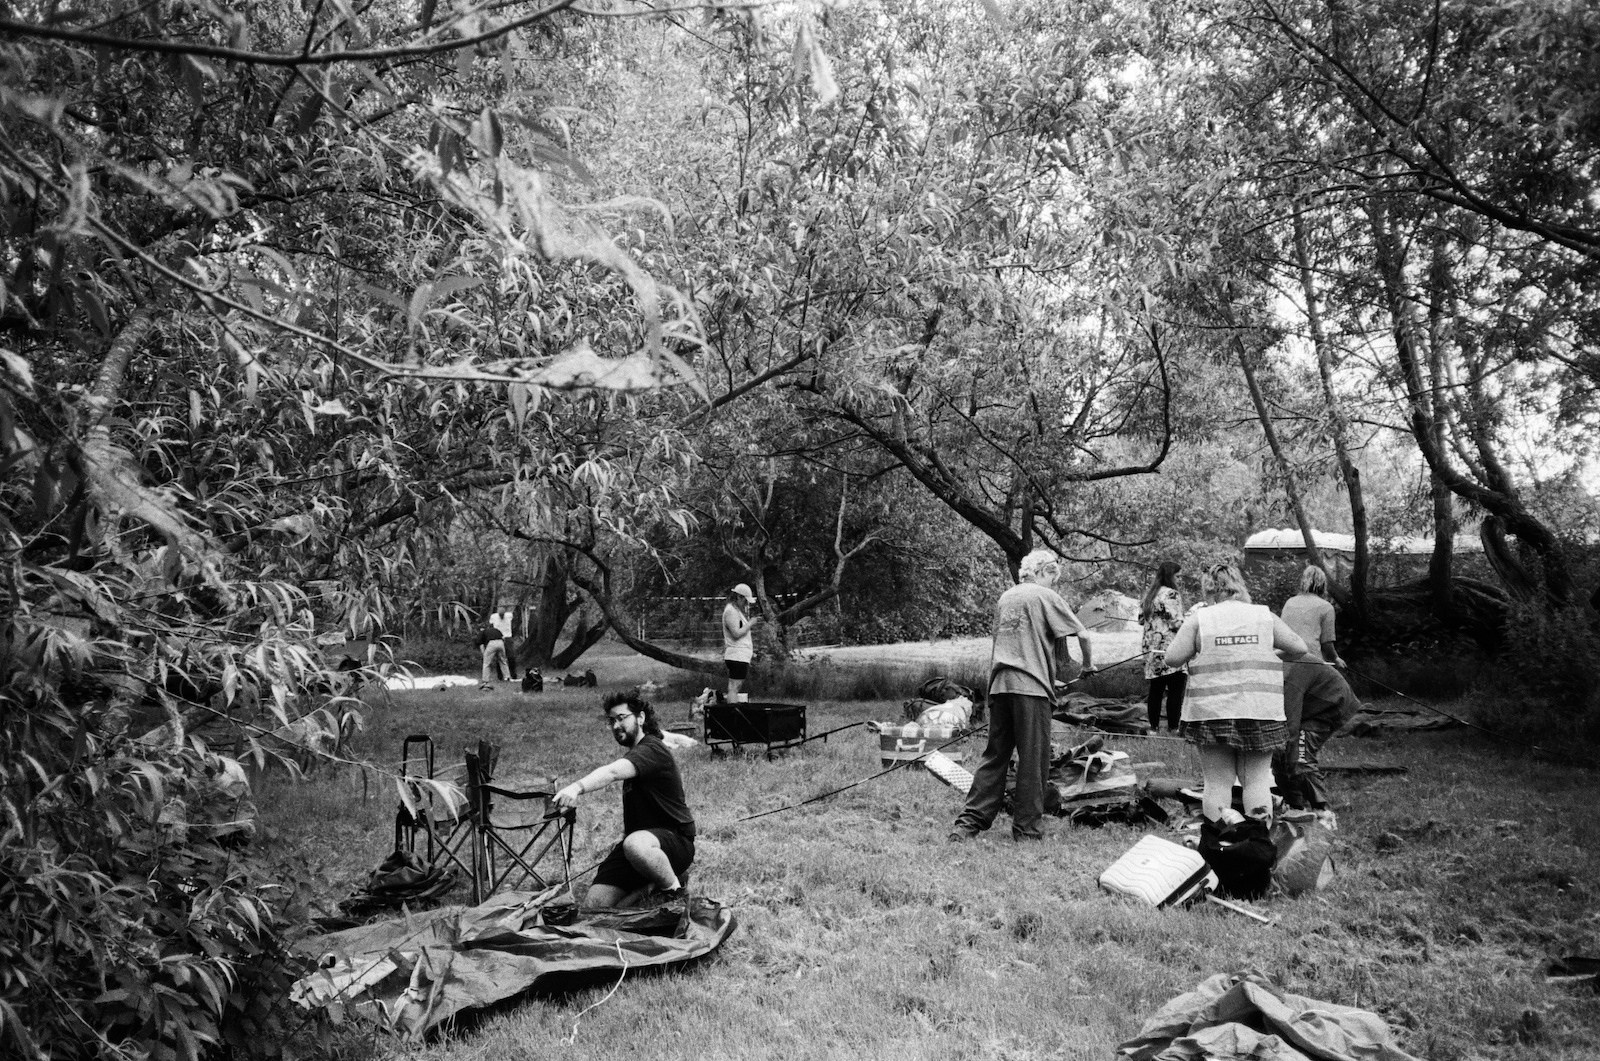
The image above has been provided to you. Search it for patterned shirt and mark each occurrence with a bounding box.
[1142,586,1186,680]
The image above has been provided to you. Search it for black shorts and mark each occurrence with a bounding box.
[591,828,695,891]
[724,660,750,679]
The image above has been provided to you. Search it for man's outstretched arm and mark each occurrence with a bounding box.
[554,758,639,808]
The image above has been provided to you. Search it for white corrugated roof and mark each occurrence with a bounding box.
[1242,528,1481,554]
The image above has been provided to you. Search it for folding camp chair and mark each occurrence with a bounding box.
[393,735,576,905]
[462,740,576,904]
[393,735,476,887]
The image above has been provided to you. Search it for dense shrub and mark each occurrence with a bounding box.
[0,579,350,1060]
[1488,602,1600,741]
[1341,650,1490,702]
[395,634,481,676]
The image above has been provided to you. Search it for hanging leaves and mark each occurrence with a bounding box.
[792,20,839,106]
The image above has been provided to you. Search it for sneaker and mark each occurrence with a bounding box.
[946,828,978,843]
[644,885,686,906]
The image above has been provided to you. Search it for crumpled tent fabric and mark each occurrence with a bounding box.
[1119,971,1421,1061]
[338,850,458,918]
[290,888,737,1039]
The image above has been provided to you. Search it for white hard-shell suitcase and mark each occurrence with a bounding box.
[1099,835,1217,908]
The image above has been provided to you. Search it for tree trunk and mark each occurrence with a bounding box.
[1294,211,1367,619]
[1428,471,1456,616]
[1231,319,1326,575]
[522,553,575,667]
[549,613,607,670]
[1366,197,1574,604]
[519,551,609,669]
[568,564,725,676]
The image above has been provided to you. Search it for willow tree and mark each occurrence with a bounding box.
[0,0,852,1053]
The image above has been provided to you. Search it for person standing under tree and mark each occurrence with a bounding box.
[1280,565,1345,668]
[554,692,696,907]
[722,583,758,700]
[476,619,509,686]
[1139,560,1188,733]
[1164,561,1307,825]
[948,549,1095,843]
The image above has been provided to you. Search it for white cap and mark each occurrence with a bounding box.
[730,583,756,602]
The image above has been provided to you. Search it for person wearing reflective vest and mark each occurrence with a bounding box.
[1164,560,1308,824]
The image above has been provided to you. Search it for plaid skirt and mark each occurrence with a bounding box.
[1181,718,1288,753]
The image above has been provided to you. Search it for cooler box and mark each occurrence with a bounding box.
[1099,835,1217,908]
[870,721,965,767]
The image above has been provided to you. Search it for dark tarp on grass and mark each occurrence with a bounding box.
[290,888,736,1039]
[1053,692,1150,734]
[1343,706,1457,736]
[1119,970,1421,1061]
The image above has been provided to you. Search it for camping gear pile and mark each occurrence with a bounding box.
[291,887,737,1039]
[901,676,979,726]
[867,676,980,766]
[1040,735,1168,827]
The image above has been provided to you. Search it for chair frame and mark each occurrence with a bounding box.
[393,735,575,904]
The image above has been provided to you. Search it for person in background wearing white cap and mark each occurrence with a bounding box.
[722,583,758,700]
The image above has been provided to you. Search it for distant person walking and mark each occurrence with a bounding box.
[949,549,1095,843]
[1164,561,1307,824]
[476,620,510,685]
[722,583,758,700]
[1139,560,1187,733]
[1280,565,1345,667]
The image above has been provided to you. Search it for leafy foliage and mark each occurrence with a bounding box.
[0,0,739,1055]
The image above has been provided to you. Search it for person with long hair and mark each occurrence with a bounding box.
[1280,565,1345,667]
[1163,560,1308,825]
[1139,561,1187,732]
[554,692,694,907]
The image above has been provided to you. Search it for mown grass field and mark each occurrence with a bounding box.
[256,639,1600,1061]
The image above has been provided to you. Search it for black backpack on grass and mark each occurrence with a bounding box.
[1198,816,1277,900]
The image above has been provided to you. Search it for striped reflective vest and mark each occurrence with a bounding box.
[1182,601,1285,722]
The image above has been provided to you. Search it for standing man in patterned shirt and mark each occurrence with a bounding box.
[949,549,1095,842]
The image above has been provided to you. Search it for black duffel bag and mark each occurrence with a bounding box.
[1198,816,1278,900]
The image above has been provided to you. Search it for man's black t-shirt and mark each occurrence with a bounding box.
[620,734,695,838]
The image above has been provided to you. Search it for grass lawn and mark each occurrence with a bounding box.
[257,640,1600,1061]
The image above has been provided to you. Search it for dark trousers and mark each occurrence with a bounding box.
[1272,722,1334,809]
[954,693,1053,840]
[1146,672,1187,732]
